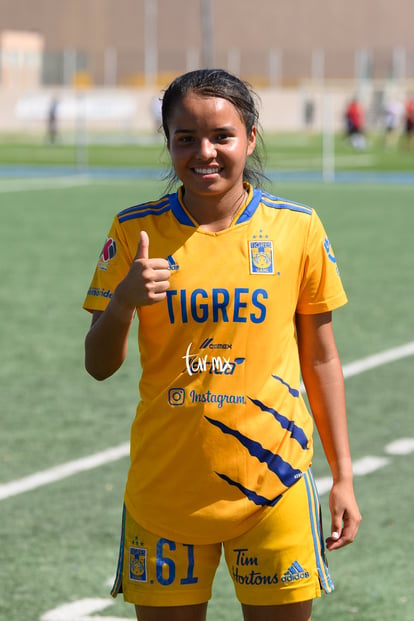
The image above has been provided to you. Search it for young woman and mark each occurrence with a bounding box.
[84,69,361,621]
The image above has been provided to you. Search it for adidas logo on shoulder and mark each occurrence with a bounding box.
[281,561,310,583]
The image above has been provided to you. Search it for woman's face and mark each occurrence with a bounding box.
[166,92,256,202]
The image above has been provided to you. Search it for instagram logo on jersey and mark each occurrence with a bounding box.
[168,387,186,406]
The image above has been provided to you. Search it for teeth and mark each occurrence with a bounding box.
[194,167,220,174]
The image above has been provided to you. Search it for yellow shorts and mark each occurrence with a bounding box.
[111,469,333,606]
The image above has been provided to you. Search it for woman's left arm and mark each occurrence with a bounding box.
[296,311,362,550]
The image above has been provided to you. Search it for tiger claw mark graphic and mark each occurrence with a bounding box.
[248,397,309,449]
[215,472,283,506]
[272,375,300,397]
[205,416,303,486]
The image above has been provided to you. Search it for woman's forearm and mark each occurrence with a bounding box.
[301,353,353,482]
[85,295,136,380]
[296,312,352,481]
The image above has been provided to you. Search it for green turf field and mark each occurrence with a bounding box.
[1,171,414,621]
[1,130,414,172]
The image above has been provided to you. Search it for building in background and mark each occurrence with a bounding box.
[0,0,412,134]
[0,30,44,89]
[0,0,412,88]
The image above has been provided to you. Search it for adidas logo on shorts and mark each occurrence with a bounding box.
[281,561,310,583]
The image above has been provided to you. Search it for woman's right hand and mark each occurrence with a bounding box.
[114,230,171,309]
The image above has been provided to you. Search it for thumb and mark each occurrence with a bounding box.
[330,515,343,542]
[136,230,149,260]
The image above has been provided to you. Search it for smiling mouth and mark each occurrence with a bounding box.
[193,167,221,175]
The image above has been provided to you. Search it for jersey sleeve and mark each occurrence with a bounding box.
[296,209,347,314]
[82,215,134,313]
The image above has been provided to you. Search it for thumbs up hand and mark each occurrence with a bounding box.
[114,230,171,309]
[136,229,151,261]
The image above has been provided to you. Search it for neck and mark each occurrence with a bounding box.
[182,185,248,232]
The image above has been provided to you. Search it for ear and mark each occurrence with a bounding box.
[247,125,257,156]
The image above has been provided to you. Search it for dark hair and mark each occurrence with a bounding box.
[161,68,267,188]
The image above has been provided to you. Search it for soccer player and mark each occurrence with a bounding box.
[83,68,361,621]
[402,95,414,150]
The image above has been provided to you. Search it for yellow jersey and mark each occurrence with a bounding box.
[83,184,347,544]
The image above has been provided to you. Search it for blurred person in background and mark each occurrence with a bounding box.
[47,96,59,144]
[383,97,403,147]
[344,97,366,150]
[401,95,414,150]
[303,97,315,135]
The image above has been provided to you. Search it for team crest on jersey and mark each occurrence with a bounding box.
[129,546,147,582]
[97,237,117,271]
[249,240,274,274]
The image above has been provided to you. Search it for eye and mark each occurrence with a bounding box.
[172,133,195,145]
[215,133,231,142]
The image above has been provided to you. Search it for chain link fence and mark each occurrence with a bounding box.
[36,46,414,89]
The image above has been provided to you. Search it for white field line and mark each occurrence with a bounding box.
[315,455,392,495]
[385,437,414,455]
[271,154,375,170]
[0,176,91,193]
[1,341,414,502]
[299,340,414,391]
[341,341,414,380]
[0,443,129,501]
[41,598,117,621]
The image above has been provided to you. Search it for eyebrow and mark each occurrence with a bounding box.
[173,125,237,134]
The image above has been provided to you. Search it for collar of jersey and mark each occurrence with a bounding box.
[169,184,263,227]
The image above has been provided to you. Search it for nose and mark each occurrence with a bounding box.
[197,138,216,159]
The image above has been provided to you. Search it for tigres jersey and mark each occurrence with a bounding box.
[83,183,347,544]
